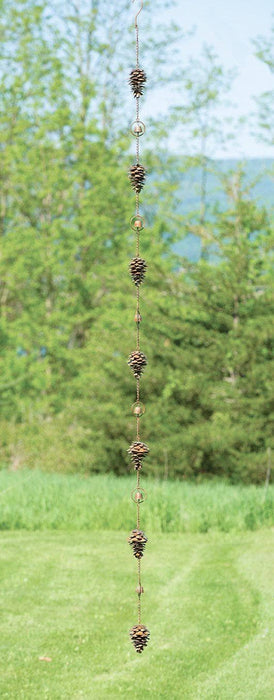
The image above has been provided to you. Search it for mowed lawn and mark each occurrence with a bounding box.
[0,529,273,699]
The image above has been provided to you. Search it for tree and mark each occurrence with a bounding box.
[166,44,237,245]
[253,21,274,145]
[176,168,273,482]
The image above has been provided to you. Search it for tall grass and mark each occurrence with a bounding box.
[0,468,273,532]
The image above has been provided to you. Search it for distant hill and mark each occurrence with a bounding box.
[173,158,273,260]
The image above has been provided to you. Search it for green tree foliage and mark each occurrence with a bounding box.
[0,0,272,481]
[180,170,273,482]
[253,21,274,145]
[153,43,239,243]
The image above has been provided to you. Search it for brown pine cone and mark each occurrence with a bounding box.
[129,257,147,286]
[129,68,147,97]
[129,624,150,653]
[128,164,146,193]
[128,350,147,378]
[128,529,148,558]
[127,441,149,470]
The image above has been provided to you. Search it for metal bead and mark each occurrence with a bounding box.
[131,401,145,416]
[131,487,147,503]
[130,120,146,137]
[130,215,145,231]
[136,585,144,595]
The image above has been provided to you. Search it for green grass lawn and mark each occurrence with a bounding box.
[0,529,273,699]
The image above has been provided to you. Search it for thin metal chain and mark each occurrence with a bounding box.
[137,559,141,623]
[136,192,140,219]
[136,289,140,349]
[136,24,139,68]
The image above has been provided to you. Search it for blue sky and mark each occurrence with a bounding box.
[142,0,274,158]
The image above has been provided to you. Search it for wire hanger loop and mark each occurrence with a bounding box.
[132,0,143,29]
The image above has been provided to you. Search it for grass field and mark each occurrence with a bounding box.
[0,529,273,699]
[0,470,273,698]
[0,469,273,532]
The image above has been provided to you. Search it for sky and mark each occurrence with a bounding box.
[141,0,274,159]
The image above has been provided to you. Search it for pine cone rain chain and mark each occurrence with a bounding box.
[127,0,150,654]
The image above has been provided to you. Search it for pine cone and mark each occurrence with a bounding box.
[128,441,149,470]
[128,529,148,558]
[130,624,150,653]
[129,257,147,286]
[129,68,147,97]
[128,164,146,193]
[128,350,147,378]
